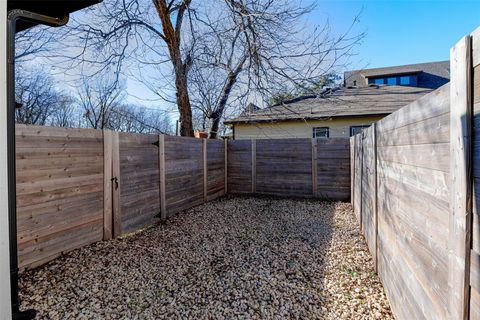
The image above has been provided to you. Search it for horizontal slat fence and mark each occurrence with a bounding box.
[16,127,226,269]
[227,140,252,193]
[164,136,204,217]
[255,139,312,197]
[206,139,226,201]
[353,84,452,320]
[17,124,350,270]
[16,125,104,269]
[227,138,350,201]
[316,138,350,200]
[352,26,480,320]
[118,133,160,234]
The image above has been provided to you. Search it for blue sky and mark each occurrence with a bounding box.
[59,0,480,118]
[313,0,480,70]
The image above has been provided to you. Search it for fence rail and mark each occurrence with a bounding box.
[16,126,349,270]
[16,127,227,269]
[352,26,480,320]
[227,138,350,200]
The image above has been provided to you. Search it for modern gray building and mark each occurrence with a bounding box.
[344,60,450,89]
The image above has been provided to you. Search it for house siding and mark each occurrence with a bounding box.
[233,116,384,140]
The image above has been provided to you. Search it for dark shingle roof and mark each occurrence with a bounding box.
[224,85,433,124]
[344,60,450,89]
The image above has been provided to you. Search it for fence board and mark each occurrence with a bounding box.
[227,140,252,193]
[16,125,104,269]
[164,136,204,216]
[448,35,473,320]
[353,134,363,224]
[472,27,480,320]
[207,139,225,201]
[360,126,376,265]
[255,139,312,197]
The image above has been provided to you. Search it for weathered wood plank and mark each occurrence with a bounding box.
[103,130,113,240]
[312,139,318,196]
[448,35,472,320]
[159,135,166,220]
[252,140,256,193]
[112,131,122,238]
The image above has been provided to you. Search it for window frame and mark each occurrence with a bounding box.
[387,77,397,85]
[400,76,410,85]
[349,125,370,137]
[312,127,330,138]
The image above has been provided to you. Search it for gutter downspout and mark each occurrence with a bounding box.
[7,10,69,320]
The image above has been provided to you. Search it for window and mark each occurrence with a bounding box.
[353,80,357,86]
[374,78,384,85]
[313,127,329,138]
[400,76,410,85]
[387,77,397,85]
[350,125,370,137]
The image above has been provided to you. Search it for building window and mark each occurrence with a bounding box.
[387,77,397,85]
[373,78,384,85]
[313,127,329,138]
[350,125,370,137]
[400,76,410,85]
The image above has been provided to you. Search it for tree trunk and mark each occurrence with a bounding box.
[175,70,194,137]
[208,56,246,139]
[153,0,195,137]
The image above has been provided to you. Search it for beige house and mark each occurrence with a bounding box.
[225,85,434,139]
[225,61,450,140]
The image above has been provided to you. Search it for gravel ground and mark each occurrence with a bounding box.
[20,195,393,319]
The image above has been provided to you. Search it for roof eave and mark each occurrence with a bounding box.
[224,112,391,125]
[9,0,102,32]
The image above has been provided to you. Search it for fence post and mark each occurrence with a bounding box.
[251,139,256,193]
[111,131,121,238]
[350,137,355,208]
[373,123,378,272]
[158,134,166,221]
[224,139,228,195]
[203,139,208,202]
[102,130,113,240]
[312,138,318,197]
[360,133,364,232]
[448,35,473,320]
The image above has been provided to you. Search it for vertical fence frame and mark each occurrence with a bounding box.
[251,139,256,193]
[111,131,122,238]
[103,130,113,240]
[448,34,473,320]
[224,139,228,194]
[312,138,318,196]
[203,139,208,203]
[373,123,378,272]
[158,134,166,220]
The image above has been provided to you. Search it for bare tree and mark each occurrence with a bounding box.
[189,1,364,138]
[50,95,79,127]
[77,75,125,129]
[109,104,173,133]
[15,26,58,62]
[56,0,363,137]
[59,0,196,136]
[15,70,61,125]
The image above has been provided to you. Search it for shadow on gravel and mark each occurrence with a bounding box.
[18,194,390,319]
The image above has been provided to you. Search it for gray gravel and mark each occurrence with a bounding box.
[20,195,393,319]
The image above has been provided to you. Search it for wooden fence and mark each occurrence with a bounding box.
[16,127,226,269]
[351,27,480,320]
[227,138,350,200]
[16,127,349,269]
